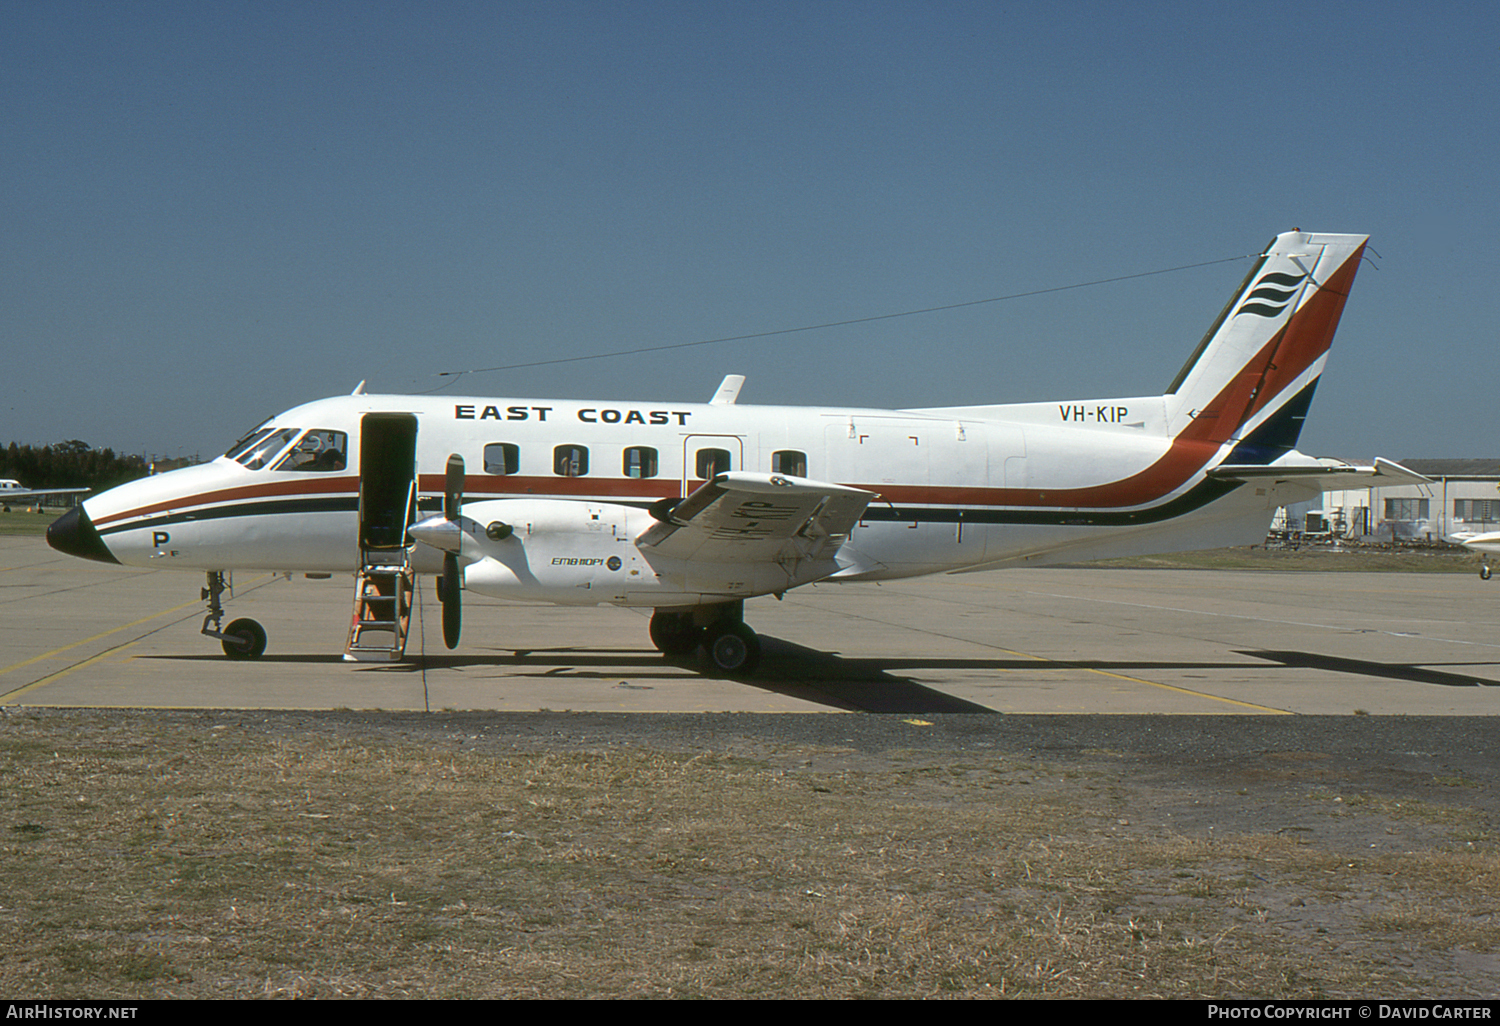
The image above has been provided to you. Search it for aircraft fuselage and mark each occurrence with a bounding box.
[58,387,1296,603]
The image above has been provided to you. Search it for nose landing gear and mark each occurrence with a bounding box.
[201,571,267,660]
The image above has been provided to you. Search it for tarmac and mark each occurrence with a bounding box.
[4,534,1500,716]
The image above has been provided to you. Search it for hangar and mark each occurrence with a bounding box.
[1306,459,1500,542]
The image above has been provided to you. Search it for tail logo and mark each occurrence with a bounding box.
[1234,271,1307,319]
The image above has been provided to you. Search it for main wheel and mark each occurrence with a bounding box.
[222,618,267,660]
[704,622,761,675]
[1482,565,1492,581]
[649,611,701,656]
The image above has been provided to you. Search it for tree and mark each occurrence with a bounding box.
[0,442,150,491]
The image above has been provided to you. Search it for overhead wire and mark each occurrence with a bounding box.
[424,251,1256,390]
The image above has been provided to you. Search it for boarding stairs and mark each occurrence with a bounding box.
[343,550,415,662]
[343,473,418,662]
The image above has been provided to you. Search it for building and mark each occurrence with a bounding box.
[1315,459,1500,542]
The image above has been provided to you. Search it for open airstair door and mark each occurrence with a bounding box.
[345,413,418,662]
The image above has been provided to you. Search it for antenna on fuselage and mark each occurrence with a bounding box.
[710,375,745,405]
[351,380,366,395]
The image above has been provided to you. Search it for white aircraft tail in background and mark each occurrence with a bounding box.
[48,230,1424,672]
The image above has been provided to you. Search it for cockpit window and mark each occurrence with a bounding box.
[273,430,349,472]
[224,425,275,462]
[233,428,300,470]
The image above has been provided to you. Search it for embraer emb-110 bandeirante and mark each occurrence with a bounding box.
[47,230,1426,673]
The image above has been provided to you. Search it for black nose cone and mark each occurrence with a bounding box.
[47,506,119,564]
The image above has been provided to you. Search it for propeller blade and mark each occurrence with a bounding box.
[445,453,464,522]
[442,551,461,649]
[439,455,465,648]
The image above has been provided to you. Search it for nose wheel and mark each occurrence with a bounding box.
[201,571,267,660]
[221,618,268,660]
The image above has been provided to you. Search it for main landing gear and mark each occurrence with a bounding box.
[201,570,267,660]
[649,602,762,675]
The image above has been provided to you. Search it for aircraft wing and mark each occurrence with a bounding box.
[1207,457,1430,491]
[637,472,875,569]
[0,486,90,501]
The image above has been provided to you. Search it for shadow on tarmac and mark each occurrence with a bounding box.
[141,635,996,714]
[1242,650,1500,688]
[136,639,1500,713]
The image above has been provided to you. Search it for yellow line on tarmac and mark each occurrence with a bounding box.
[4,638,151,701]
[1081,666,1290,713]
[986,644,1292,714]
[786,590,1294,714]
[0,597,203,679]
[0,573,280,685]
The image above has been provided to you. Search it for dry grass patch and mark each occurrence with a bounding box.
[2,711,1497,998]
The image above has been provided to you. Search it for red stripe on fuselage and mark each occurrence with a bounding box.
[91,474,361,530]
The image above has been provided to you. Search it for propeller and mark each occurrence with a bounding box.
[441,453,463,649]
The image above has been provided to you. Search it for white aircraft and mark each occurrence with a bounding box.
[1,479,89,512]
[1446,532,1500,579]
[47,230,1426,673]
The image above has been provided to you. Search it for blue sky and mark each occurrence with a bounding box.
[4,0,1496,460]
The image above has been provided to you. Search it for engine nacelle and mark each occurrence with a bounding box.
[446,499,646,605]
[448,498,803,607]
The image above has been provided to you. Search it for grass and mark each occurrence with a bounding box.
[2,710,1497,998]
[0,509,62,536]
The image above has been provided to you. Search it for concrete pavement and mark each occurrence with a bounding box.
[4,535,1499,715]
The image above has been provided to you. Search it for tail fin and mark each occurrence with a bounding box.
[1164,230,1367,462]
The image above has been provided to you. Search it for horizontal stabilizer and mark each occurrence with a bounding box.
[638,471,874,567]
[1207,457,1430,491]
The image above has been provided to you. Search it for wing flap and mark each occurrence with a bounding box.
[638,472,875,567]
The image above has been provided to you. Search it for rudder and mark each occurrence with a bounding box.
[1164,230,1368,458]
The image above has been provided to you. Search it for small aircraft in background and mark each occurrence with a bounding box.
[47,230,1426,673]
[1446,531,1500,579]
[0,479,89,513]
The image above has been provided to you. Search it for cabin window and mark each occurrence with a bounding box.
[771,450,807,477]
[484,443,520,475]
[554,444,589,477]
[695,448,732,479]
[233,427,300,470]
[275,430,348,472]
[623,446,658,479]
